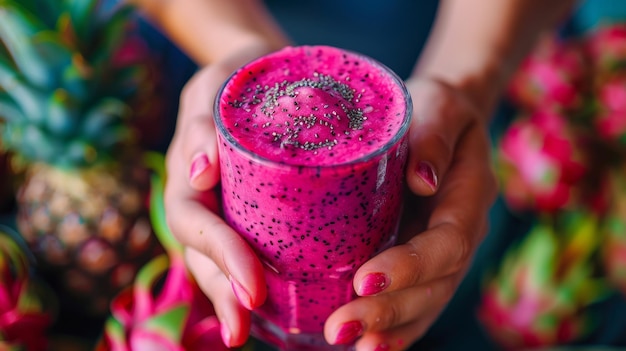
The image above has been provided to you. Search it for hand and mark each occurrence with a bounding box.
[163,43,279,348]
[323,78,498,351]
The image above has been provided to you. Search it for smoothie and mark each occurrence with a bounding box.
[214,45,411,350]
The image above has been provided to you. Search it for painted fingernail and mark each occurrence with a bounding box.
[189,153,210,181]
[220,322,232,347]
[230,275,254,310]
[334,320,364,345]
[357,272,389,296]
[374,343,391,351]
[416,161,437,190]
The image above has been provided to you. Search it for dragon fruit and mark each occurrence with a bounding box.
[477,212,609,350]
[0,226,52,351]
[95,154,228,351]
[600,166,626,295]
[507,35,589,112]
[497,109,589,213]
[592,74,626,145]
[585,23,626,76]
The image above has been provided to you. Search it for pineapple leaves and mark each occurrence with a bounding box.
[0,1,57,89]
[63,0,98,47]
[0,93,24,123]
[47,89,79,137]
[13,0,61,28]
[0,55,46,122]
[90,4,136,65]
[82,98,131,148]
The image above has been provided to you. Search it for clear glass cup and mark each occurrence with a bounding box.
[213,46,412,351]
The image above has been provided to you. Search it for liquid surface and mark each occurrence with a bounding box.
[217,45,407,166]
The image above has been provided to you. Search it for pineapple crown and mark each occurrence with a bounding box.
[0,0,145,169]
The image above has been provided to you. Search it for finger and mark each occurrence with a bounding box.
[354,317,435,351]
[164,150,267,309]
[354,125,496,295]
[405,79,480,196]
[186,248,251,347]
[174,65,233,191]
[325,276,459,347]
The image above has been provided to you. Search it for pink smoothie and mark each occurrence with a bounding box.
[214,46,411,349]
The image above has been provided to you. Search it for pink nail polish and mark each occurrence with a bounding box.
[190,153,210,181]
[358,272,389,296]
[230,275,254,310]
[374,343,391,351]
[416,161,437,190]
[334,320,364,345]
[220,323,232,347]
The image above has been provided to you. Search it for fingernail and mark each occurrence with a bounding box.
[334,320,364,345]
[190,153,210,181]
[374,343,391,351]
[416,161,437,190]
[230,275,254,310]
[220,322,232,347]
[357,272,389,296]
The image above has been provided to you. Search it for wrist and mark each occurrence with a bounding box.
[412,58,508,122]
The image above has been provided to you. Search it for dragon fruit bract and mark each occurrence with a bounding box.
[0,227,52,351]
[478,212,608,350]
[507,36,589,112]
[497,109,588,213]
[96,154,228,351]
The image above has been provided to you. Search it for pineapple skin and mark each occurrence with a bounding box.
[16,157,162,316]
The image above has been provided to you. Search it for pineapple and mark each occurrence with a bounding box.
[0,0,161,316]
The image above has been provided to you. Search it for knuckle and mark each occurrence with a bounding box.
[404,242,427,285]
[370,296,403,331]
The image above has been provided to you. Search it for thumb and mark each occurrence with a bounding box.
[405,78,480,196]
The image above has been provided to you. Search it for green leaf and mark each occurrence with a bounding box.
[32,30,74,77]
[102,317,127,347]
[24,125,59,161]
[61,139,93,168]
[61,62,90,100]
[140,305,189,343]
[0,2,55,89]
[64,0,98,45]
[88,4,135,65]
[15,0,61,28]
[0,93,24,123]
[81,98,128,138]
[47,89,78,137]
[0,56,45,124]
[147,154,184,254]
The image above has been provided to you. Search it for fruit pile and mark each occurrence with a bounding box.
[479,23,626,349]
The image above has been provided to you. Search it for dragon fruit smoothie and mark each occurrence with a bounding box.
[214,45,411,350]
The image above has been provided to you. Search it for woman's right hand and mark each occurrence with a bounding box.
[163,42,282,348]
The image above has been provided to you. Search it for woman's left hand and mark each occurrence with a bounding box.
[324,77,498,351]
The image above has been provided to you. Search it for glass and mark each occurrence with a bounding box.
[213,46,412,351]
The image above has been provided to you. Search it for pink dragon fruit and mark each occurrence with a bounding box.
[95,153,229,351]
[0,227,52,351]
[585,23,626,76]
[600,166,626,295]
[478,211,609,350]
[592,74,626,145]
[507,35,589,112]
[497,109,589,213]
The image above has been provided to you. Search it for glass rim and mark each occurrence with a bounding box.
[213,45,413,170]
